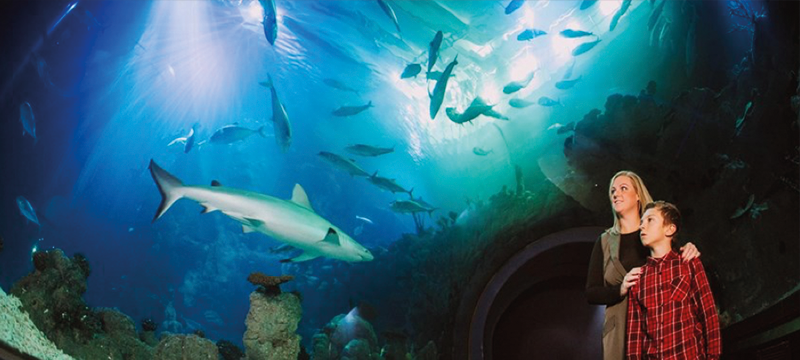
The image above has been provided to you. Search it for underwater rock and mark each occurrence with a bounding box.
[243,291,302,360]
[97,308,137,339]
[312,333,336,360]
[414,340,438,360]
[140,330,159,347]
[154,334,218,360]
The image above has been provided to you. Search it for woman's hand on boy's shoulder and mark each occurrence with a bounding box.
[680,242,701,262]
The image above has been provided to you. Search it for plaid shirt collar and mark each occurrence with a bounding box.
[645,249,679,266]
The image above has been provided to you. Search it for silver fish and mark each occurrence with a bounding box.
[259,75,292,151]
[509,98,536,108]
[376,0,401,33]
[16,196,40,227]
[555,76,582,90]
[503,71,536,94]
[259,0,278,45]
[517,28,547,41]
[323,78,359,93]
[505,0,525,15]
[609,0,632,31]
[344,144,394,157]
[560,29,594,38]
[332,101,373,117]
[367,171,411,194]
[429,55,458,120]
[572,38,601,56]
[401,63,422,79]
[318,151,370,177]
[428,31,443,73]
[473,147,493,156]
[208,125,266,145]
[20,102,36,143]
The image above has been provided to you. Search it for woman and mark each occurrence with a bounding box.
[585,171,700,359]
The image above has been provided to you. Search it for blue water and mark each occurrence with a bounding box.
[0,0,764,350]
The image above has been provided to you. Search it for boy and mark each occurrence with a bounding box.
[626,201,721,359]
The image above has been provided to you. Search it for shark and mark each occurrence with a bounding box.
[148,160,373,263]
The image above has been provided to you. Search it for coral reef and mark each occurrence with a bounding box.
[247,272,294,296]
[217,339,245,360]
[0,286,73,359]
[153,334,218,360]
[243,290,302,360]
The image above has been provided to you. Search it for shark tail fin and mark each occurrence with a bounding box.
[258,125,267,138]
[259,74,273,88]
[148,159,185,222]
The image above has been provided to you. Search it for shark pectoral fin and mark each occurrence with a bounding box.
[280,251,320,263]
[242,217,265,230]
[291,184,314,211]
[321,228,341,246]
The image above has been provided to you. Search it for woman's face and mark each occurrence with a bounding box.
[610,176,640,216]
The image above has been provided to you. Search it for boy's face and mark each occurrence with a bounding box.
[639,208,676,247]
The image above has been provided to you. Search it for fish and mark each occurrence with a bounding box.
[344,144,394,157]
[563,59,576,80]
[259,0,278,45]
[332,101,373,117]
[555,76,582,90]
[354,224,364,236]
[548,121,575,134]
[322,78,359,93]
[429,55,459,120]
[517,28,547,41]
[318,151,370,177]
[658,18,672,50]
[355,215,374,224]
[16,196,40,227]
[537,96,561,107]
[648,0,666,31]
[148,160,373,263]
[473,147,493,156]
[20,102,37,143]
[571,38,601,56]
[367,171,411,194]
[685,10,697,77]
[401,63,422,79]
[483,108,509,121]
[503,71,536,94]
[167,126,197,153]
[389,199,435,215]
[580,0,598,10]
[376,0,401,33]
[445,97,495,124]
[259,75,292,151]
[509,98,536,108]
[735,101,754,136]
[505,0,525,15]
[731,194,755,219]
[207,125,266,145]
[560,29,594,38]
[428,31,444,73]
[610,0,632,31]
[426,70,454,82]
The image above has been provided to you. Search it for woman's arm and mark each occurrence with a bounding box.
[585,237,625,305]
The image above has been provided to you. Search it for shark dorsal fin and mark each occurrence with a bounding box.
[291,184,314,211]
[211,180,222,187]
[321,228,341,246]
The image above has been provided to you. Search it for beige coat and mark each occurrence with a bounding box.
[600,230,630,360]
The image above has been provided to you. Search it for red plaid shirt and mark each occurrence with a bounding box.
[626,250,721,359]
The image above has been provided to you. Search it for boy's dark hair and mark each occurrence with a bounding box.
[644,201,681,238]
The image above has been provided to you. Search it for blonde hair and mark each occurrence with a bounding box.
[608,170,653,235]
